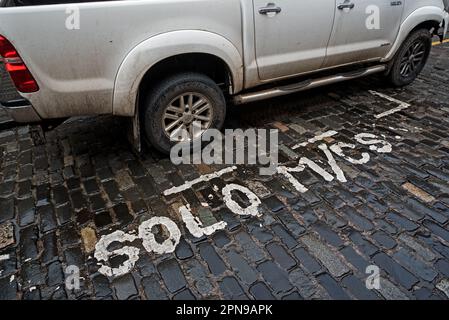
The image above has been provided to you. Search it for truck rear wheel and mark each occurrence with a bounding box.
[142,73,226,154]
[387,29,432,87]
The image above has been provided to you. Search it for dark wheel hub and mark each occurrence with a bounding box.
[399,40,426,77]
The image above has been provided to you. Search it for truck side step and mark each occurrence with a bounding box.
[233,65,386,104]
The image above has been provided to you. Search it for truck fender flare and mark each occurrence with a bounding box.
[382,6,445,61]
[112,30,243,116]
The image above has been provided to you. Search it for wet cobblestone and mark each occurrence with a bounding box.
[1,43,449,300]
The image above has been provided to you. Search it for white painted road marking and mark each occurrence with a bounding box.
[95,131,394,277]
[94,231,140,277]
[139,217,181,255]
[292,130,338,150]
[0,254,10,262]
[355,133,392,153]
[163,166,237,196]
[180,204,227,238]
[222,184,262,217]
[370,90,410,119]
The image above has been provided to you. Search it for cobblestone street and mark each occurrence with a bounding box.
[1,42,449,300]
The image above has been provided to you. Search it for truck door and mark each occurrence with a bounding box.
[323,0,405,68]
[253,0,336,81]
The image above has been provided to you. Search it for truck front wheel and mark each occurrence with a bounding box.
[387,29,432,87]
[142,73,226,154]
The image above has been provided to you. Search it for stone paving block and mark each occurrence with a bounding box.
[89,194,107,212]
[386,212,419,232]
[142,275,168,300]
[423,219,449,243]
[64,246,84,267]
[339,246,370,274]
[249,282,275,300]
[312,221,344,248]
[234,231,266,263]
[371,231,397,250]
[112,274,138,300]
[347,230,378,257]
[38,205,57,233]
[435,259,449,278]
[245,180,271,199]
[59,223,80,248]
[19,225,38,261]
[212,230,231,248]
[113,203,133,226]
[247,219,274,243]
[157,259,187,293]
[373,252,418,290]
[219,276,248,300]
[257,260,293,295]
[288,267,327,299]
[135,255,156,278]
[282,291,303,300]
[432,241,449,260]
[341,275,380,300]
[55,204,73,226]
[80,227,97,254]
[46,261,64,287]
[41,232,58,264]
[300,234,350,278]
[17,198,35,227]
[225,249,258,285]
[316,273,350,300]
[262,196,285,212]
[0,222,14,250]
[266,243,296,271]
[217,208,240,231]
[175,238,194,260]
[21,261,45,287]
[198,242,227,276]
[0,198,14,223]
[402,182,435,203]
[23,287,41,300]
[293,247,322,274]
[53,185,70,206]
[92,274,113,298]
[184,259,215,297]
[376,278,409,300]
[271,223,297,249]
[373,219,397,236]
[340,206,374,231]
[0,276,17,299]
[94,211,113,229]
[173,288,196,300]
[276,210,306,237]
[392,248,438,282]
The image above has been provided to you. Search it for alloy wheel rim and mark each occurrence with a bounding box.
[162,92,213,142]
[399,40,426,77]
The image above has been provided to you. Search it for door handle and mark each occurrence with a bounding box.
[259,3,282,15]
[337,2,355,10]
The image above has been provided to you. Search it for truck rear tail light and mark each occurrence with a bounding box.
[0,35,39,93]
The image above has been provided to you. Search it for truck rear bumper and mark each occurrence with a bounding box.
[1,98,41,123]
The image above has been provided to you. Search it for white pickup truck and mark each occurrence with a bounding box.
[0,0,448,153]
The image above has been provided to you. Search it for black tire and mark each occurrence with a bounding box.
[142,72,226,154]
[387,29,432,87]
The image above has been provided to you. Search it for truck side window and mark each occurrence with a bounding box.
[4,0,110,6]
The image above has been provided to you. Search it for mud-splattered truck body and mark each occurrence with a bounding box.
[0,0,448,152]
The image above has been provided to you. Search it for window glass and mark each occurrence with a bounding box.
[2,0,112,6]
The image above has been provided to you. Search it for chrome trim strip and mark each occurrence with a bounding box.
[233,65,386,104]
